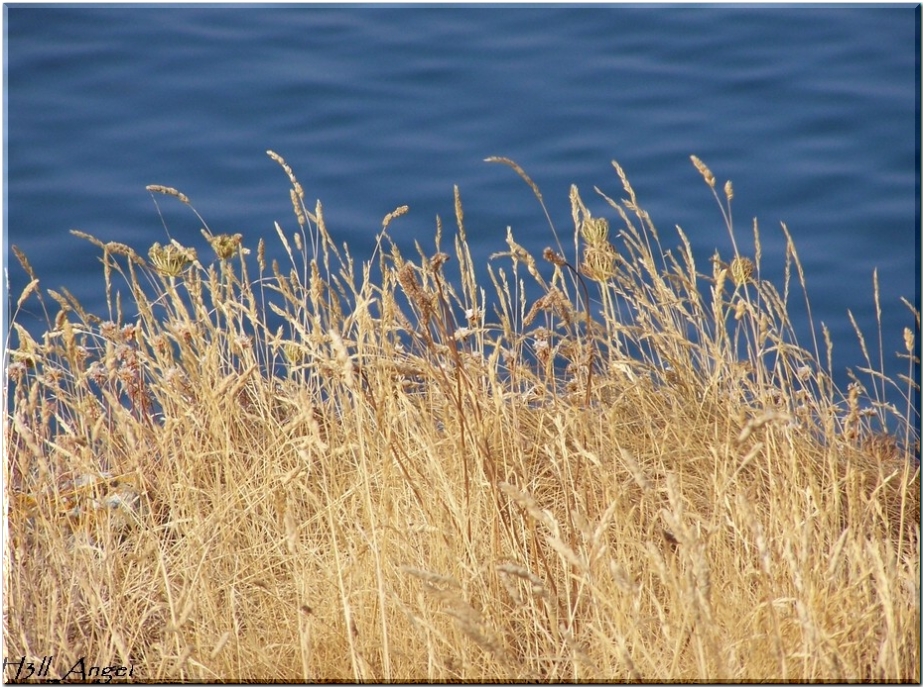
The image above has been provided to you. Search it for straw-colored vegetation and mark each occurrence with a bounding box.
[4,153,919,681]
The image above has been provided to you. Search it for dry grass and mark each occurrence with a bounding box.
[4,152,919,682]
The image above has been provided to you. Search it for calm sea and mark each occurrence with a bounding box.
[5,6,920,418]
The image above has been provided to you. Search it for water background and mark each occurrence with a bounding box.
[5,6,920,422]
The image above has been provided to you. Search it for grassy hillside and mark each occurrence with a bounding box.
[5,153,919,681]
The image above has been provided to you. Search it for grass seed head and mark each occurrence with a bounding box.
[690,154,716,188]
[146,184,190,204]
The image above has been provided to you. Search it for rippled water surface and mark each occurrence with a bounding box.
[5,6,919,411]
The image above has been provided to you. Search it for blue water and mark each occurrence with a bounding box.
[5,6,920,421]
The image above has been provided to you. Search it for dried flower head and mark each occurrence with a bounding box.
[148,241,196,277]
[201,232,244,261]
[730,256,754,286]
[580,216,610,248]
[581,244,617,282]
[542,247,566,267]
